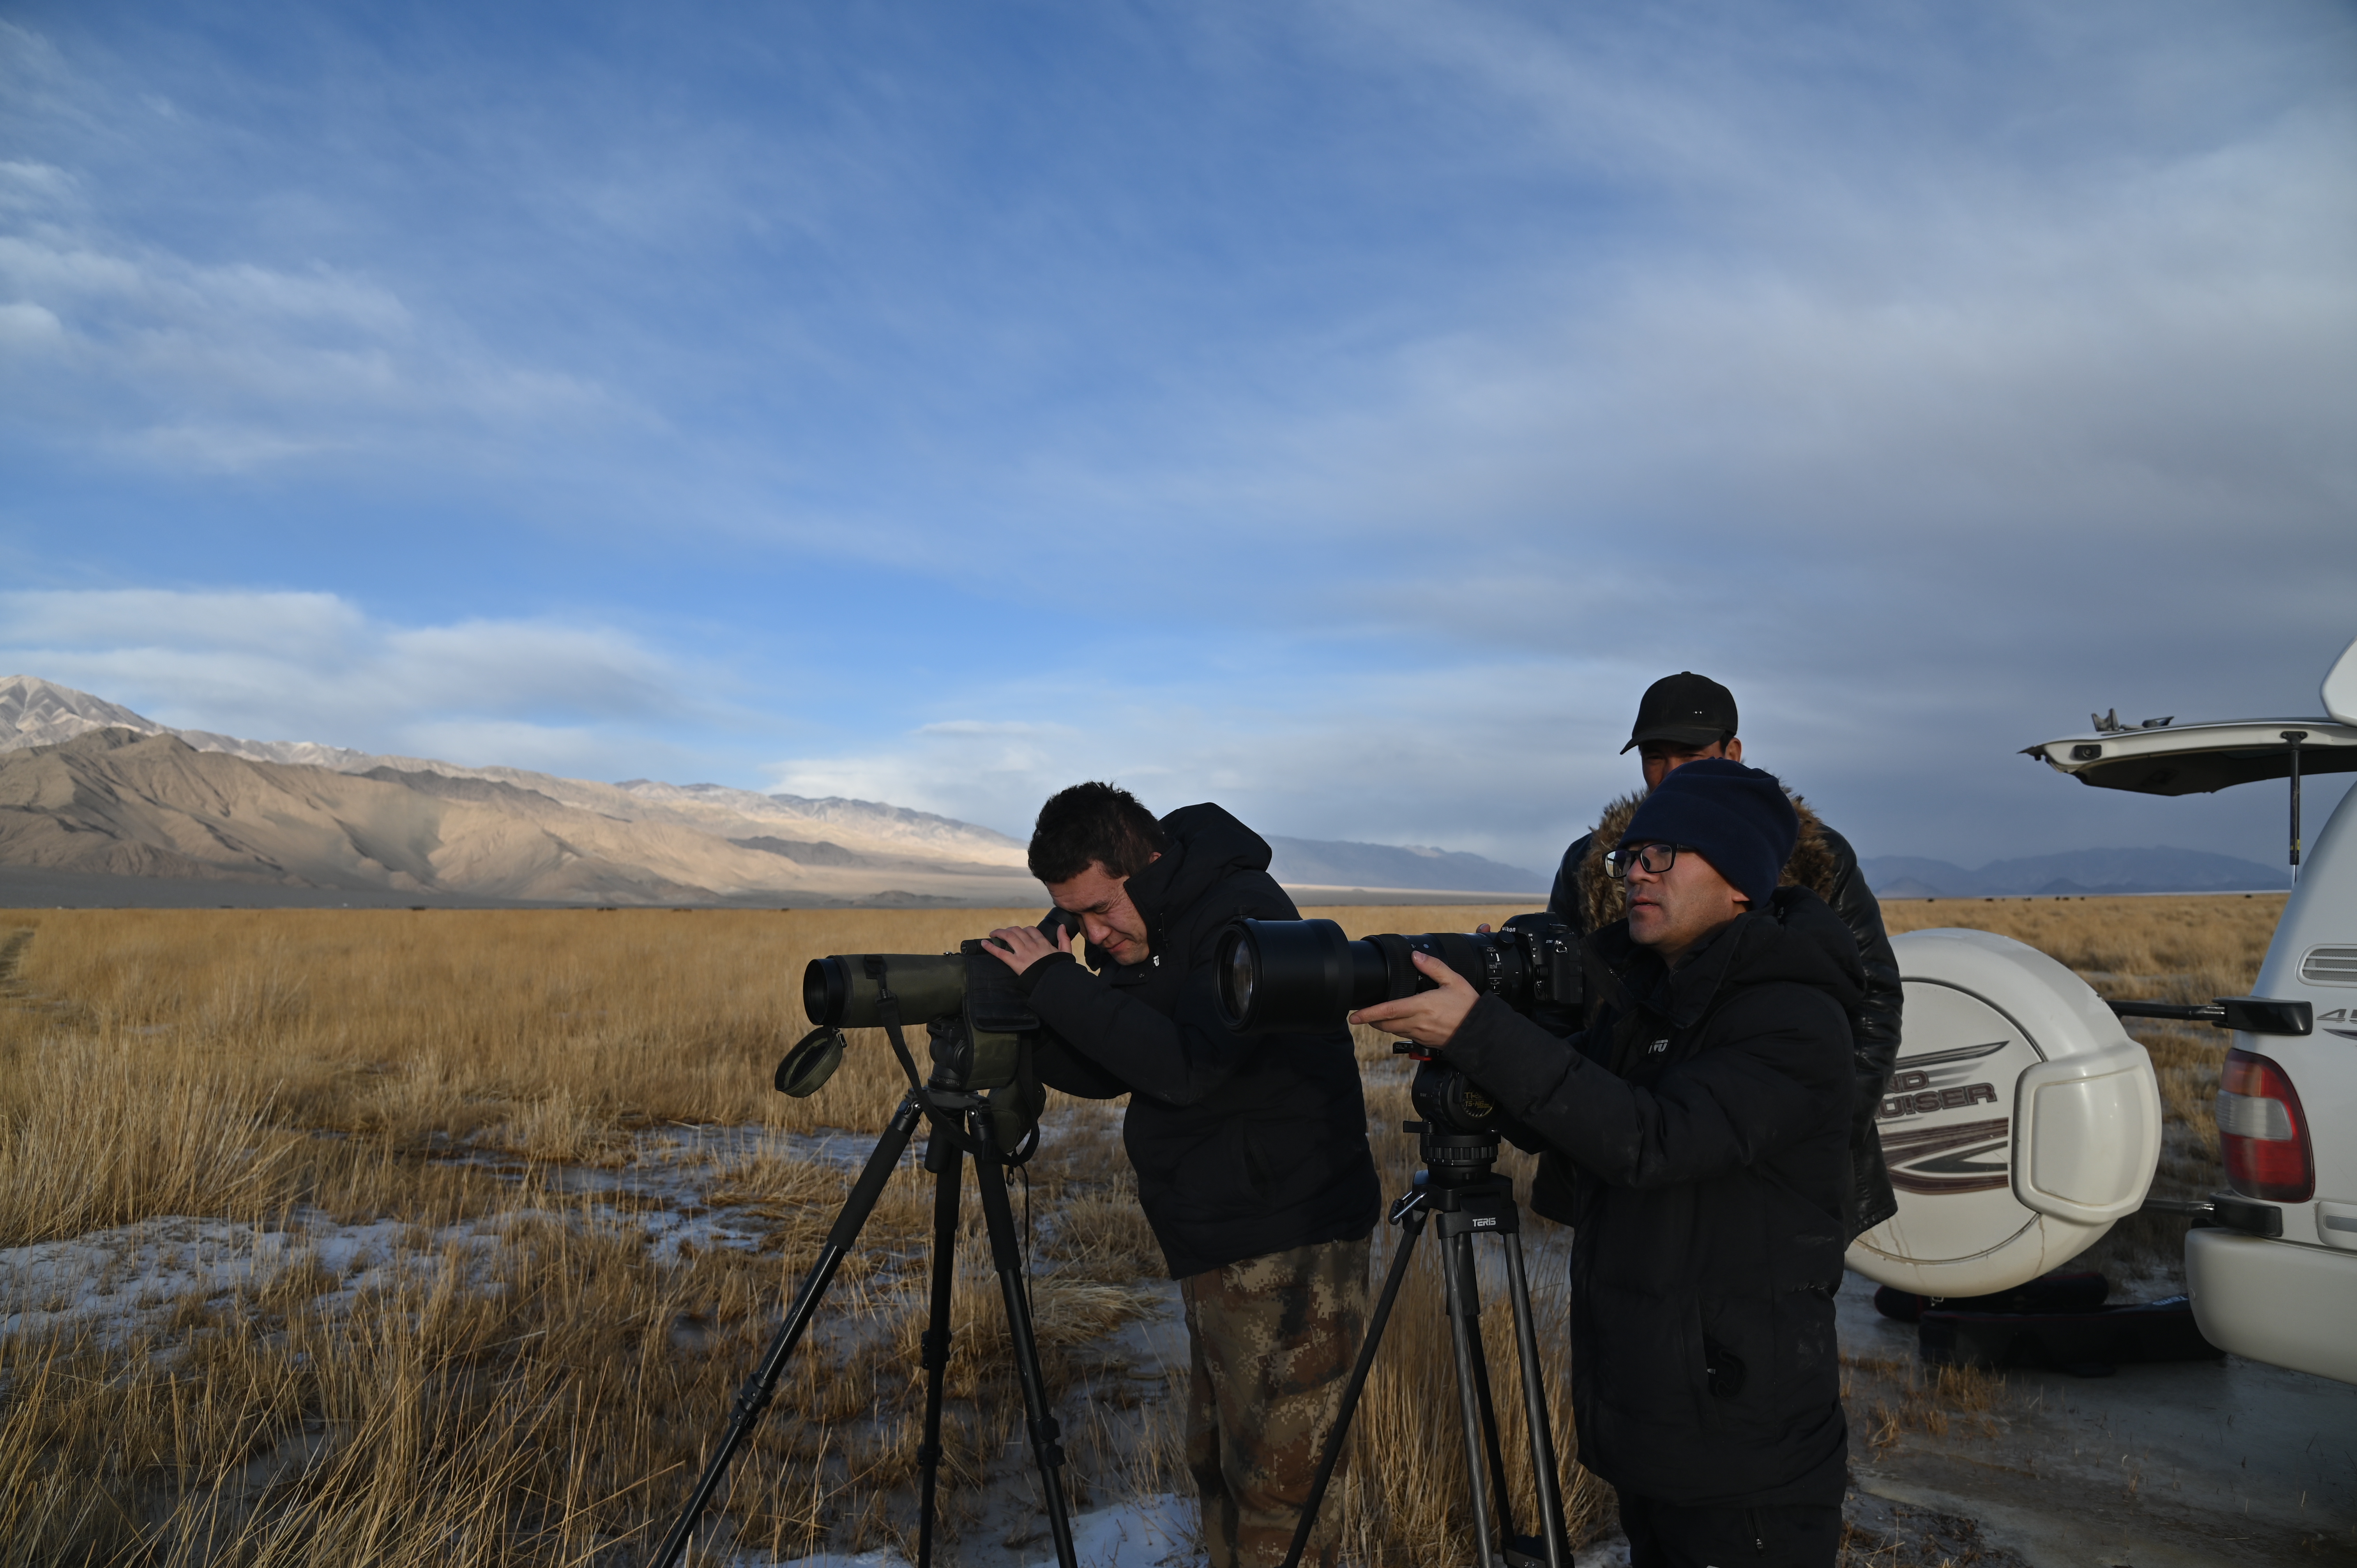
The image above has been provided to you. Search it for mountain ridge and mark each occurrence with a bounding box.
[0,678,1547,903]
[0,675,1024,866]
[1263,836,1546,894]
[1859,846,2288,898]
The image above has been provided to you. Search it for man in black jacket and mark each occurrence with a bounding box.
[1550,671,1902,1241]
[1357,759,1858,1568]
[982,784,1380,1568]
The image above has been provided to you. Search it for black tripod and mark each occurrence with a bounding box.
[1281,1059,1570,1568]
[652,1019,1079,1568]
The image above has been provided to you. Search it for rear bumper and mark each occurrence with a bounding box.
[2185,1227,2357,1384]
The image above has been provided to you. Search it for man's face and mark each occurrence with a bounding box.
[1624,842,1748,963]
[1637,735,1742,792]
[1044,859,1153,966]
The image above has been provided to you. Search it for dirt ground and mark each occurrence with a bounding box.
[1832,1271,2356,1567]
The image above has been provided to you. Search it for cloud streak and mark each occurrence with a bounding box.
[0,129,629,474]
[0,589,712,775]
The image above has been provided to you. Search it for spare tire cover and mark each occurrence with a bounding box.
[1846,928,2163,1297]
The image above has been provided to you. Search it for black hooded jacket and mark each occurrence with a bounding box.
[1445,888,1860,1509]
[1013,803,1382,1280]
[1551,806,1901,1240]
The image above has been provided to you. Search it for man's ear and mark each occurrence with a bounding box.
[1723,736,1744,762]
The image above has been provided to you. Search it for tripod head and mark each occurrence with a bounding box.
[1398,1047,1511,1198]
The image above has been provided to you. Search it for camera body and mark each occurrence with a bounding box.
[1214,911,1580,1032]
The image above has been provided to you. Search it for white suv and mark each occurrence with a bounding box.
[2020,633,2357,1384]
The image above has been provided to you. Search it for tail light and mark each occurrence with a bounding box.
[2217,1048,2315,1202]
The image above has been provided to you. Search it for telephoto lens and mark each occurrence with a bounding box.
[1214,912,1578,1031]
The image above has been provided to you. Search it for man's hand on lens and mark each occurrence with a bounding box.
[982,922,1072,975]
[1348,951,1478,1047]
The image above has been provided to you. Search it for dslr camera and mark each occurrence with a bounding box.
[1214,911,1580,1144]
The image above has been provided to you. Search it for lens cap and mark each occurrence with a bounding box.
[775,1026,847,1097]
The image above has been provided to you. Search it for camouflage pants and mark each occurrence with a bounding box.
[1179,1235,1371,1568]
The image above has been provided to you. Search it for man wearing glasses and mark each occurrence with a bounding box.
[1549,671,1903,1244]
[1353,759,1859,1568]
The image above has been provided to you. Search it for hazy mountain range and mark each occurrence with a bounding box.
[1858,848,2289,898]
[0,677,1544,905]
[1265,837,1547,895]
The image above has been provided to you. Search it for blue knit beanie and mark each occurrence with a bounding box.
[1620,758,1797,908]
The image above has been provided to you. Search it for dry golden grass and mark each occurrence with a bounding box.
[0,893,2272,1564]
[1838,1352,2008,1453]
[0,905,1597,1566]
[1879,892,2281,1003]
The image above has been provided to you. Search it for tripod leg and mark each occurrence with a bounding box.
[1455,1241,1518,1543]
[1441,1230,1503,1568]
[967,1112,1080,1568]
[652,1095,926,1568]
[915,1125,964,1568]
[1501,1233,1570,1568]
[1279,1201,1428,1568]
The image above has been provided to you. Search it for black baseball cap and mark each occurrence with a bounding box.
[1621,671,1739,754]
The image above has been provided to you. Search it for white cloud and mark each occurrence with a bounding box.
[913,719,1070,737]
[0,298,64,347]
[765,657,1642,859]
[0,588,696,766]
[0,218,630,470]
[1283,95,2354,546]
[0,159,78,212]
[0,83,631,474]
[0,588,365,655]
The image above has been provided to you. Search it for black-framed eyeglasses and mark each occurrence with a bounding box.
[1604,842,1689,880]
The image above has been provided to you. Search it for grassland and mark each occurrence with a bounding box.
[0,894,2278,1565]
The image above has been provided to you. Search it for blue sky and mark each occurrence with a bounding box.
[2,0,2353,872]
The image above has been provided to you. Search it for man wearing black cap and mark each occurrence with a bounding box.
[1357,759,1861,1568]
[1550,671,1903,1243]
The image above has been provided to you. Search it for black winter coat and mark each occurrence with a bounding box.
[1550,809,1901,1240]
[1447,888,1860,1509]
[1015,804,1382,1280]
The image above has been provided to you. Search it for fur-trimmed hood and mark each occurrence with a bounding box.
[1573,788,1842,934]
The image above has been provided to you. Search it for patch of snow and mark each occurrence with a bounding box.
[440,1121,901,1264]
[735,1496,1201,1568]
[0,1118,940,1350]
[1030,1496,1200,1568]
[0,1213,506,1346]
